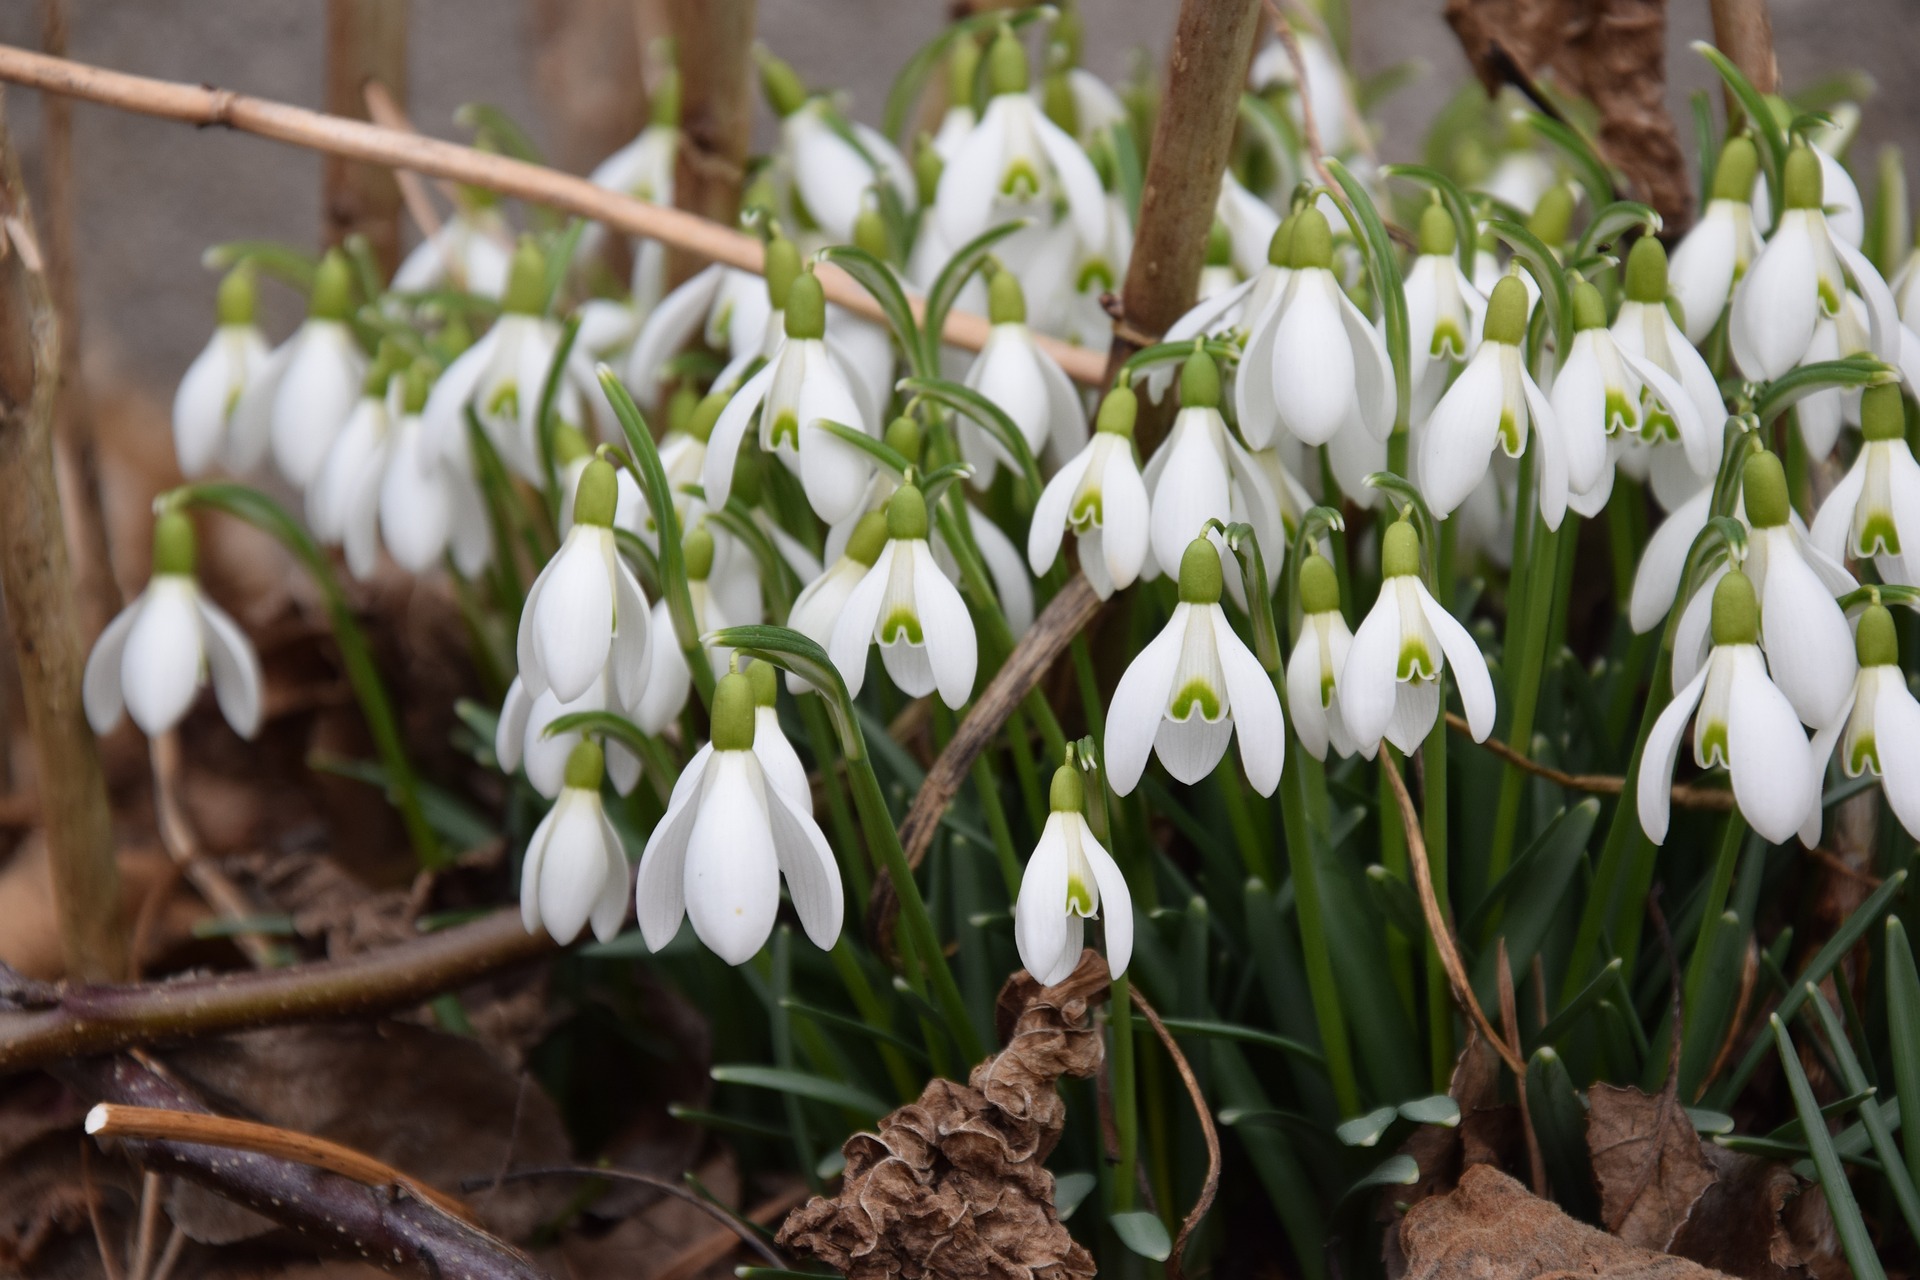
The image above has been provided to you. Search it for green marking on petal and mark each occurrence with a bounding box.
[1001,160,1042,199]
[1861,511,1900,557]
[882,608,924,645]
[769,408,801,451]
[1849,733,1879,776]
[1070,489,1103,529]
[1171,680,1222,721]
[1605,387,1637,435]
[1077,259,1116,293]
[1817,276,1843,316]
[1397,639,1437,682]
[1319,669,1336,707]
[1066,873,1096,916]
[1430,320,1464,359]
[1642,397,1677,442]
[1700,719,1729,767]
[1497,407,1522,455]
[487,382,520,420]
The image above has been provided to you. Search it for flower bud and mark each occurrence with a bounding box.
[948,37,981,109]
[914,136,944,206]
[650,65,682,129]
[758,50,809,118]
[686,388,727,444]
[884,415,923,462]
[854,207,891,260]
[401,358,433,414]
[553,422,591,465]
[1206,220,1233,266]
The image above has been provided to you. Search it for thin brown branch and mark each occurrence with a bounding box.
[656,1185,811,1280]
[79,1136,126,1280]
[88,1103,475,1223]
[870,574,1103,955]
[1130,985,1219,1280]
[1106,0,1265,411]
[475,1166,786,1270]
[65,1054,543,1280]
[1265,6,1331,187]
[128,1171,164,1280]
[0,42,1105,386]
[1444,711,1735,810]
[0,907,554,1074]
[1381,755,1527,1077]
[0,86,123,982]
[1496,939,1547,1197]
[362,81,445,241]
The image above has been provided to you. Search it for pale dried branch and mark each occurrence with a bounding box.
[362,81,446,241]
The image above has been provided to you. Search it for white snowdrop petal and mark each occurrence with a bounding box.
[753,706,813,816]
[702,362,775,512]
[195,595,265,739]
[538,796,615,944]
[626,266,723,408]
[1629,485,1712,633]
[1337,587,1402,749]
[1286,638,1331,761]
[1154,712,1234,784]
[121,581,205,737]
[1099,451,1152,591]
[763,775,844,951]
[1028,449,1092,575]
[1211,608,1283,796]
[1731,216,1819,381]
[1418,349,1506,518]
[1757,533,1856,730]
[1637,664,1709,845]
[1015,821,1072,981]
[589,811,632,942]
[1873,681,1920,839]
[1417,583,1496,743]
[530,536,616,705]
[83,600,140,735]
[1148,413,1232,583]
[827,543,897,698]
[1084,836,1133,979]
[1104,606,1187,795]
[1271,274,1355,446]
[1726,648,1818,844]
[271,322,365,488]
[684,753,781,965]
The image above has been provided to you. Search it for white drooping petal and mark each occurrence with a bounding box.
[788,108,883,242]
[908,541,978,709]
[635,745,712,951]
[1082,834,1132,979]
[118,579,207,737]
[526,529,617,704]
[495,677,532,776]
[1268,271,1353,447]
[1637,662,1710,844]
[827,542,897,698]
[753,704,813,815]
[271,321,366,488]
[1210,607,1283,796]
[1104,603,1187,795]
[635,600,691,734]
[701,361,774,513]
[1015,822,1076,985]
[1629,484,1712,634]
[1148,411,1232,584]
[1731,212,1820,381]
[933,100,1009,247]
[379,414,456,572]
[1873,678,1920,839]
[1028,448,1093,576]
[1098,444,1152,592]
[968,510,1034,637]
[626,266,723,409]
[174,326,268,477]
[1726,647,1818,844]
[83,599,142,734]
[792,363,875,525]
[762,774,843,951]
[534,792,622,944]
[195,594,264,739]
[610,555,655,711]
[683,752,781,965]
[1416,582,1495,742]
[226,339,294,475]
[1418,345,1507,519]
[1755,529,1856,730]
[1549,331,1611,500]
[1669,201,1745,344]
[1337,583,1402,750]
[1031,107,1108,247]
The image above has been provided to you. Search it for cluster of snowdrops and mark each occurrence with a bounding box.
[79,17,1920,996]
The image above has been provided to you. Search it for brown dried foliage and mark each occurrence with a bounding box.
[1588,1082,1715,1251]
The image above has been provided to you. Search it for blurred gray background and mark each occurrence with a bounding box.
[0,0,1915,400]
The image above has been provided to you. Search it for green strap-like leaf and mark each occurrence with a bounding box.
[921,221,1029,375]
[818,244,923,378]
[897,374,1043,498]
[1326,157,1411,431]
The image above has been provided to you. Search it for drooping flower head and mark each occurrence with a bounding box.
[173,266,271,477]
[1403,202,1487,406]
[1015,763,1133,986]
[1802,603,1920,845]
[233,249,367,487]
[1287,552,1364,761]
[1029,384,1150,598]
[1669,136,1761,344]
[828,483,978,708]
[1810,383,1920,584]
[961,271,1088,484]
[520,740,631,945]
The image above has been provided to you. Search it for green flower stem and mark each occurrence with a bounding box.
[172,484,443,868]
[1109,972,1141,1212]
[801,696,869,905]
[970,755,1024,898]
[1219,770,1272,884]
[1421,714,1453,1093]
[829,937,920,1102]
[1485,516,1563,900]
[534,314,582,526]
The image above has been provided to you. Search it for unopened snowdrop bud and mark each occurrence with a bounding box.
[635,670,843,964]
[1029,384,1149,597]
[1810,384,1920,583]
[173,267,271,476]
[1104,537,1283,796]
[517,459,653,707]
[1803,603,1920,845]
[84,510,264,740]
[1015,762,1132,985]
[1670,137,1762,343]
[1287,554,1362,761]
[828,484,978,707]
[962,270,1087,483]
[1420,275,1568,526]
[519,739,630,944]
[1640,568,1816,845]
[1339,521,1496,755]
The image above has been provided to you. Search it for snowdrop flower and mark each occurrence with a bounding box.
[582,70,681,310]
[1811,384,1920,584]
[1237,206,1392,450]
[704,269,874,524]
[517,459,652,706]
[1638,568,1815,845]
[1611,238,1727,500]
[231,250,366,486]
[1668,137,1761,344]
[380,361,488,576]
[1196,221,1242,301]
[1753,132,1864,249]
[173,268,271,477]
[1673,452,1856,731]
[790,511,887,692]
[1248,30,1358,156]
[1016,763,1132,985]
[392,204,512,300]
[1419,275,1568,527]
[1801,604,1920,845]
[496,669,642,799]
[1403,204,1487,406]
[1104,537,1283,796]
[1029,386,1150,599]
[1627,483,1713,634]
[962,272,1087,484]
[519,741,630,945]
[625,262,772,411]
[1216,172,1282,281]
[933,28,1106,252]
[1339,520,1496,754]
[1143,351,1286,594]
[1152,212,1294,406]
[307,352,400,581]
[635,670,843,964]
[1287,553,1364,761]
[929,38,979,161]
[84,511,262,740]
[1731,144,1898,383]
[829,484,977,708]
[427,241,602,484]
[633,526,736,733]
[760,50,914,245]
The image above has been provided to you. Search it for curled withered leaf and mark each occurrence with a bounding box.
[1587,1081,1715,1252]
[778,953,1108,1280]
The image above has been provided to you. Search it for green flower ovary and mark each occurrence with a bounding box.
[1170,680,1222,722]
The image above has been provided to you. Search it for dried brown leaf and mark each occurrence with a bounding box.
[1667,1145,1811,1280]
[1587,1082,1715,1251]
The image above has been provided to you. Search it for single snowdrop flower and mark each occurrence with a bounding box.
[760,50,914,246]
[497,669,642,800]
[1731,144,1899,383]
[1802,604,1920,845]
[1215,172,1282,282]
[554,426,644,538]
[1418,275,1568,527]
[1811,384,1920,584]
[392,203,512,300]
[625,260,773,410]
[1238,205,1392,450]
[308,347,403,581]
[426,241,601,484]
[581,68,681,311]
[1104,537,1283,795]
[1668,137,1761,344]
[173,267,271,477]
[517,459,652,706]
[1287,553,1365,761]
[1753,129,1864,249]
[1638,568,1815,845]
[1029,386,1150,599]
[231,249,366,487]
[1248,30,1358,156]
[1672,452,1856,731]
[1143,351,1286,594]
[790,511,887,692]
[1403,204,1487,406]
[1339,520,1496,755]
[961,272,1088,484]
[703,268,875,524]
[929,38,979,161]
[635,670,843,964]
[1610,238,1727,497]
[1015,763,1132,985]
[380,360,488,576]
[933,27,1106,252]
[519,741,630,945]
[828,484,978,708]
[84,510,263,740]
[1152,212,1294,406]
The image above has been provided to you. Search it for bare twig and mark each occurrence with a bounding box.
[1382,755,1526,1077]
[79,1137,126,1280]
[468,1166,785,1269]
[1708,0,1778,97]
[0,86,123,982]
[65,1055,543,1280]
[128,1171,163,1280]
[1265,5,1332,186]
[324,0,408,275]
[147,1226,185,1280]
[1495,939,1547,1196]
[656,1185,810,1280]
[1106,0,1265,410]
[362,81,445,241]
[0,907,555,1073]
[0,43,1105,385]
[1444,711,1735,810]
[1130,985,1219,1280]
